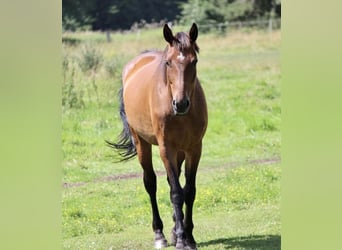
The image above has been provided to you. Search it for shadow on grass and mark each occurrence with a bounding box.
[198,234,280,249]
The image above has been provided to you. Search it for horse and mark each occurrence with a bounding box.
[107,23,207,250]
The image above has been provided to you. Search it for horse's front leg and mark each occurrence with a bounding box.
[183,143,202,250]
[159,145,185,249]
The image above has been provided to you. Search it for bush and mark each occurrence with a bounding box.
[62,65,85,109]
[78,44,103,105]
[78,43,103,74]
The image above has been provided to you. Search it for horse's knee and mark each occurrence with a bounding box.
[183,184,196,204]
[171,188,184,206]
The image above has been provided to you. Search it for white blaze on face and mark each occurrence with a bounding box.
[177,52,185,62]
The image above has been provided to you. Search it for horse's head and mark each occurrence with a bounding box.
[163,23,199,115]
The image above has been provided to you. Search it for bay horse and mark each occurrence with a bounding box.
[107,23,207,249]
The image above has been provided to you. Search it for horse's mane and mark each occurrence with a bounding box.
[143,32,199,57]
[173,32,199,53]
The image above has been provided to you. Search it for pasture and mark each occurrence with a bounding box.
[62,27,281,249]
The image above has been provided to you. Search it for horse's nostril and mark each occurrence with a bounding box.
[186,99,190,107]
[180,99,190,109]
[172,98,190,114]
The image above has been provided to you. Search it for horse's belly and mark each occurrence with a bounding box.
[131,115,157,144]
[139,133,158,145]
[124,91,158,145]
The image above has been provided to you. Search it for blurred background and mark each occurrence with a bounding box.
[62,0,281,32]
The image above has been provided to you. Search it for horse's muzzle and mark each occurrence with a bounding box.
[172,98,190,115]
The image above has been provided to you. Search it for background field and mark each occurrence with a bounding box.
[62,27,281,249]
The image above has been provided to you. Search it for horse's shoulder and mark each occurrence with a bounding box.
[123,51,162,83]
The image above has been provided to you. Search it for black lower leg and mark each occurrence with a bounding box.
[183,183,196,244]
[143,169,168,248]
[170,181,185,249]
[143,169,163,231]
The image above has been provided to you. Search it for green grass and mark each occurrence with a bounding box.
[62,27,281,249]
[63,206,280,249]
[63,163,281,249]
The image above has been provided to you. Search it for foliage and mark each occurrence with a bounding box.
[62,0,184,31]
[104,57,123,78]
[179,0,252,25]
[62,0,94,31]
[179,0,281,32]
[62,67,85,109]
[77,44,103,105]
[62,51,85,109]
[62,0,281,31]
[78,44,103,74]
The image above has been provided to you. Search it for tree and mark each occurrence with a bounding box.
[252,0,281,18]
[62,0,95,31]
[90,0,118,30]
[179,0,281,32]
[179,0,252,31]
[62,0,280,32]
[63,0,184,31]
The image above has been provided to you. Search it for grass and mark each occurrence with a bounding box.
[63,206,280,249]
[63,163,281,249]
[62,27,281,249]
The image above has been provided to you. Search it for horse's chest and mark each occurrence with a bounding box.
[163,118,205,148]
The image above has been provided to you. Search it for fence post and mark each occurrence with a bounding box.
[268,3,276,33]
[106,30,111,42]
[268,18,273,33]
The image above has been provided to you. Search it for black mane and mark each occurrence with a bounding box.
[173,32,199,53]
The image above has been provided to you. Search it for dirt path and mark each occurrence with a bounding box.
[63,157,280,188]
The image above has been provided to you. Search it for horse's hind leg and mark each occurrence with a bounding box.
[134,134,167,248]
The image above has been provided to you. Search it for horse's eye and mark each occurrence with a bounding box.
[165,61,171,67]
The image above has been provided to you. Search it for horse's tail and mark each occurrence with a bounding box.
[106,87,137,161]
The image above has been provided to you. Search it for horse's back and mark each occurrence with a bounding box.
[122,51,163,145]
[122,51,162,85]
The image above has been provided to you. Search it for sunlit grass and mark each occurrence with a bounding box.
[62,163,281,249]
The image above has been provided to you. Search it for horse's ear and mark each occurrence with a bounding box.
[163,24,174,45]
[189,23,198,43]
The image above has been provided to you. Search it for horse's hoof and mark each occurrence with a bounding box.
[154,231,168,249]
[154,238,168,249]
[184,242,197,250]
[184,237,197,250]
[170,229,177,246]
[173,239,197,249]
[175,239,185,250]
